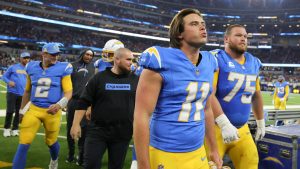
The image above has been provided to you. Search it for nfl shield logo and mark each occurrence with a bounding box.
[228,62,235,68]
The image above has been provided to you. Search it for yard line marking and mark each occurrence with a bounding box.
[0,83,6,89]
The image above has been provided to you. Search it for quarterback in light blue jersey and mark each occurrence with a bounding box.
[134,9,222,169]
[205,24,265,169]
[12,43,73,169]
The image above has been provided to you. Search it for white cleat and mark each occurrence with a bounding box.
[49,159,58,169]
[11,130,19,136]
[3,129,11,137]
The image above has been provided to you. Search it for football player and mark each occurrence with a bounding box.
[94,39,124,73]
[273,75,289,110]
[134,8,222,169]
[206,24,265,169]
[12,43,73,169]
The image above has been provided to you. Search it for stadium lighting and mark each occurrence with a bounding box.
[0,10,169,42]
[258,45,272,49]
[248,33,268,36]
[206,43,220,47]
[0,40,8,43]
[258,16,277,19]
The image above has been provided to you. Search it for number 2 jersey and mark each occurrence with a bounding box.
[140,46,218,152]
[25,61,73,108]
[212,49,261,128]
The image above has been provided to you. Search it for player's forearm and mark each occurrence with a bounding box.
[252,91,264,120]
[133,111,151,169]
[72,110,86,126]
[211,94,225,118]
[205,107,219,153]
[63,90,72,101]
[20,91,31,109]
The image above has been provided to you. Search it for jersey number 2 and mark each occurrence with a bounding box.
[178,82,210,122]
[35,78,51,98]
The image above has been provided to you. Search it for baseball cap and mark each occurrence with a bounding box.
[103,39,124,53]
[42,43,61,54]
[20,52,31,58]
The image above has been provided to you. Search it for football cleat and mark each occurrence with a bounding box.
[3,129,11,137]
[49,159,58,169]
[11,130,19,136]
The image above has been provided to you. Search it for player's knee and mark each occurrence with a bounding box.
[45,137,57,146]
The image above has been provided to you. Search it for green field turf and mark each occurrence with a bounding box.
[0,79,300,168]
[0,116,133,169]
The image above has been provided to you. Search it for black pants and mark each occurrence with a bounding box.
[84,123,130,169]
[4,92,22,130]
[66,99,87,160]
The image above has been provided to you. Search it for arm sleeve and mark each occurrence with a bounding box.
[256,78,261,91]
[25,75,32,92]
[2,66,12,84]
[213,70,219,89]
[62,75,73,93]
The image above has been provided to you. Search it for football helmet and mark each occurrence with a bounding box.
[102,39,124,62]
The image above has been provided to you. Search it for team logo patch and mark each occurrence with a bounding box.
[228,62,235,68]
[157,164,164,169]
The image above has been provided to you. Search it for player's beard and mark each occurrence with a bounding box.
[229,43,247,55]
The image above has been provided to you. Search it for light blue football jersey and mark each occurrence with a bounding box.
[274,81,289,98]
[94,58,112,72]
[212,49,261,128]
[26,61,73,108]
[140,46,218,152]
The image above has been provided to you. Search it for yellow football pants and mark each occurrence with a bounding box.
[19,104,61,146]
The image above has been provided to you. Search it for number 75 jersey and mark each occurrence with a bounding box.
[26,61,73,108]
[212,49,262,128]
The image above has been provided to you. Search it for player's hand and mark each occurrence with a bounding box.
[8,81,15,87]
[47,104,61,115]
[255,119,265,141]
[86,106,91,121]
[209,150,223,169]
[19,114,24,123]
[70,124,81,141]
[215,114,239,144]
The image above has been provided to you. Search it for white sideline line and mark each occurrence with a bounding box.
[0,127,67,139]
[0,83,6,89]
[0,128,134,148]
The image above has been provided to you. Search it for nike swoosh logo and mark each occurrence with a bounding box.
[201,156,206,161]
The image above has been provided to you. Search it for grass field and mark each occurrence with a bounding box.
[0,79,300,168]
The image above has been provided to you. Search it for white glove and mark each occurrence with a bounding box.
[216,114,239,144]
[255,119,265,141]
[280,98,285,102]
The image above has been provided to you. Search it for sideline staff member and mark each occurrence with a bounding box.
[71,48,139,169]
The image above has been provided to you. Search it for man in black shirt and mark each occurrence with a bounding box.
[66,49,95,165]
[71,48,138,169]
